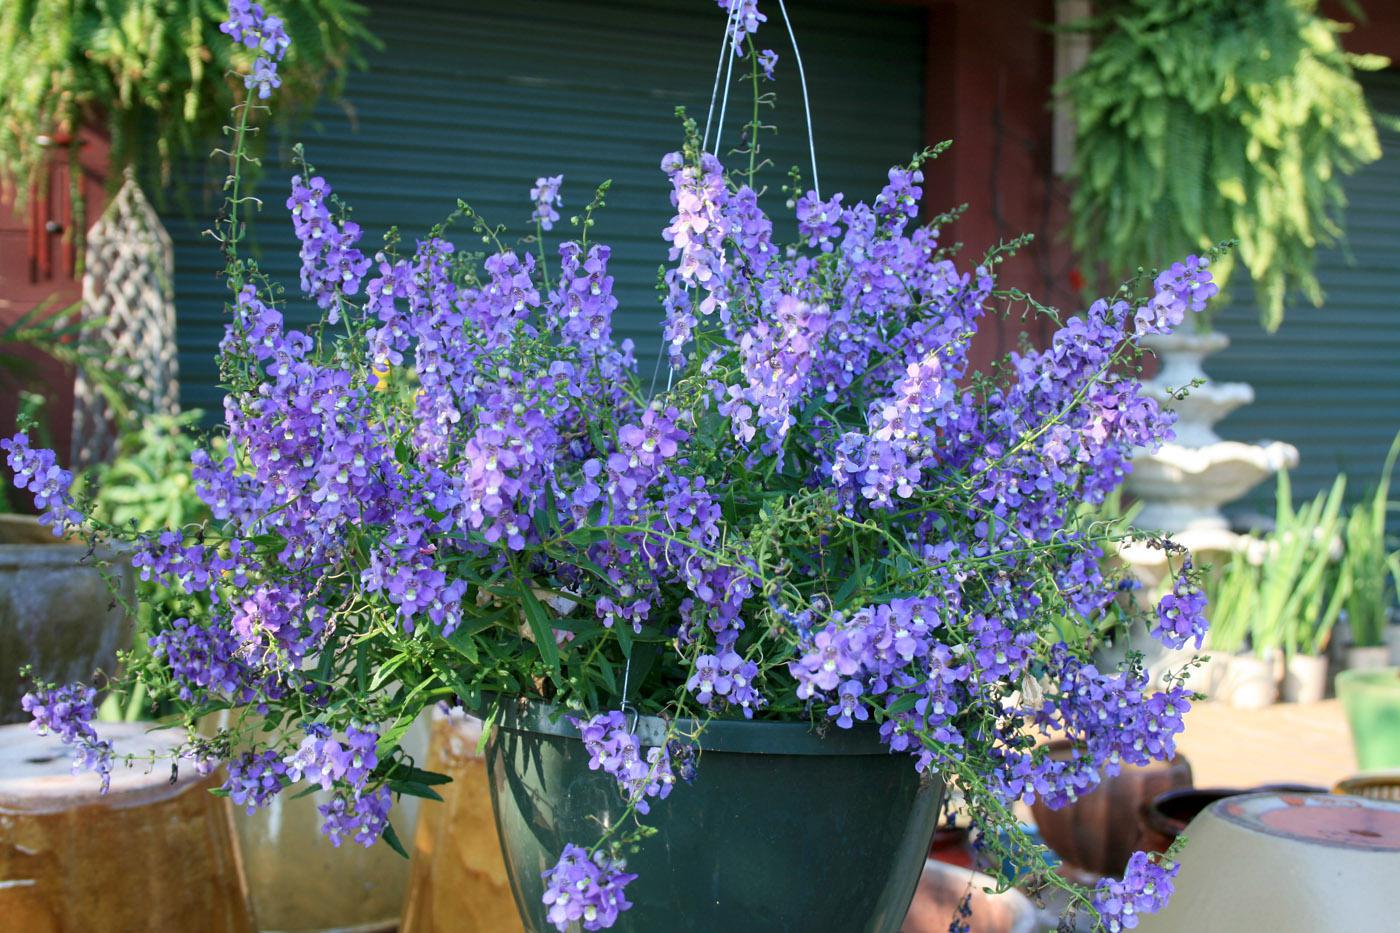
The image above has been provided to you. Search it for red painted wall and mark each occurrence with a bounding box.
[0,126,111,469]
[920,0,1070,372]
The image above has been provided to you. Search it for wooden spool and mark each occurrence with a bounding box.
[0,722,253,932]
[401,709,522,933]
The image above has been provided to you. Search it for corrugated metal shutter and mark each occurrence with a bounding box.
[164,0,927,413]
[1213,69,1400,510]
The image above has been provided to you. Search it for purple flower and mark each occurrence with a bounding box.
[222,749,287,813]
[531,175,563,231]
[221,0,290,98]
[757,48,778,80]
[284,722,380,793]
[1093,851,1179,931]
[2,432,83,534]
[717,0,766,47]
[575,711,676,815]
[319,786,392,847]
[795,191,843,249]
[21,683,114,792]
[1136,256,1217,336]
[541,844,636,931]
[1155,563,1208,650]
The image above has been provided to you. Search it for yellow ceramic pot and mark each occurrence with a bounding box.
[401,708,521,933]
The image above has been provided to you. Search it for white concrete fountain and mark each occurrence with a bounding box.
[1120,330,1297,588]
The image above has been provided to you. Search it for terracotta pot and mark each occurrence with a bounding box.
[900,860,1040,933]
[1281,653,1329,704]
[401,708,521,933]
[1028,740,1192,879]
[0,514,133,722]
[1137,783,1324,854]
[0,722,252,931]
[928,825,976,869]
[1137,793,1400,932]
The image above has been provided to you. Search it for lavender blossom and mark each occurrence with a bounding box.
[531,175,564,231]
[541,844,637,931]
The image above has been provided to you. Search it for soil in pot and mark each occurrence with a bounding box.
[1336,667,1400,770]
[1029,740,1192,880]
[486,700,943,933]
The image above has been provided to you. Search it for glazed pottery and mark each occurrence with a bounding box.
[1137,784,1323,854]
[0,514,133,722]
[205,709,426,933]
[1137,793,1400,932]
[487,699,943,932]
[401,708,521,933]
[1029,740,1192,879]
[1336,667,1400,770]
[0,721,252,931]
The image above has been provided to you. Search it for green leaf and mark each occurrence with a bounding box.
[518,583,561,678]
[388,778,445,802]
[382,821,411,860]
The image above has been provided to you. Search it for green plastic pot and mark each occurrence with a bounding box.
[1337,667,1400,770]
[485,699,944,932]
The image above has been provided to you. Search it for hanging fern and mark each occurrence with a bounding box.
[1064,0,1386,331]
[0,0,372,208]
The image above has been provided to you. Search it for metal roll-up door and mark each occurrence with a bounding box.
[164,0,929,413]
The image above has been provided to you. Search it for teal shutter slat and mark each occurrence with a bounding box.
[1214,70,1400,509]
[165,0,927,414]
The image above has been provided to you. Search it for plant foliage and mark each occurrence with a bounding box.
[1064,0,1386,330]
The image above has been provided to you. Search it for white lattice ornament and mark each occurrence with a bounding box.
[73,172,180,467]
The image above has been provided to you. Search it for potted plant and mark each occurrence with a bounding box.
[7,5,1217,931]
[1335,434,1400,670]
[1270,473,1348,703]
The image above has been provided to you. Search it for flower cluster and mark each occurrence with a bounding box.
[2,432,82,534]
[221,0,290,98]
[287,174,370,315]
[1093,851,1180,931]
[575,711,676,815]
[531,175,563,231]
[1155,561,1209,650]
[21,683,114,792]
[541,844,637,932]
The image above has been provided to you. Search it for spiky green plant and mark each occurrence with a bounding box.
[1336,433,1400,647]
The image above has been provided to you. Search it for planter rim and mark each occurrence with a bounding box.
[1337,667,1400,688]
[493,696,893,756]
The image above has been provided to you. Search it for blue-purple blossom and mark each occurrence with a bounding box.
[531,175,563,231]
[21,683,114,792]
[575,711,676,814]
[757,48,778,80]
[287,174,370,315]
[717,0,766,47]
[541,844,636,931]
[221,0,290,99]
[1093,851,1179,931]
[2,432,83,534]
[221,749,287,813]
[1154,563,1208,650]
[319,785,392,847]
